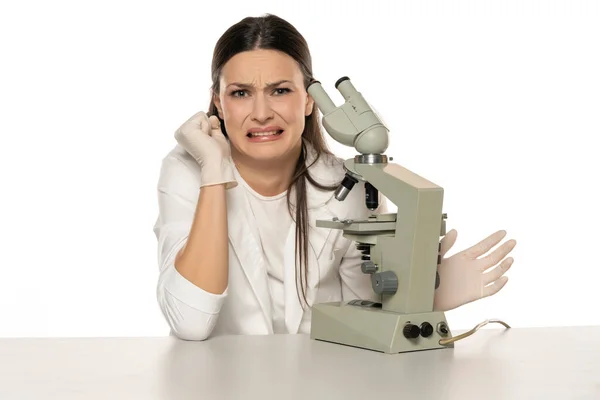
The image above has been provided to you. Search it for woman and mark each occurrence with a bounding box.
[153,14,517,340]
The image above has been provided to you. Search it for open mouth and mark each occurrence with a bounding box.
[246,129,284,138]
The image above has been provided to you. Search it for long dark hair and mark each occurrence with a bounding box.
[208,14,338,308]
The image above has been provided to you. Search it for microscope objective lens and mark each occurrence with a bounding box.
[365,182,378,210]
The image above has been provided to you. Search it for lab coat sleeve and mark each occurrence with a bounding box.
[338,194,390,303]
[153,150,227,341]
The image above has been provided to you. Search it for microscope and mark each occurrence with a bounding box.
[307,77,454,354]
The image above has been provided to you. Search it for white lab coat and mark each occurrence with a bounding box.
[153,141,386,340]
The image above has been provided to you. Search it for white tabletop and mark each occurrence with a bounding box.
[0,326,599,399]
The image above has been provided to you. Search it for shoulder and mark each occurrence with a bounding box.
[305,143,346,185]
[160,144,198,171]
[157,144,201,192]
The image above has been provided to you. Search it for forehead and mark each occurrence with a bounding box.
[220,49,303,85]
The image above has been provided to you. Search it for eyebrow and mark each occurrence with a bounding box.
[226,80,292,89]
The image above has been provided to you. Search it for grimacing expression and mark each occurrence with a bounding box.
[213,49,314,162]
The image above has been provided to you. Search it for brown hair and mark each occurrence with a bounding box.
[208,14,339,308]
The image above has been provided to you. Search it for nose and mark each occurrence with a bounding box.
[250,92,274,123]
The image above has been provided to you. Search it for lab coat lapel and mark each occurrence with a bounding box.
[283,145,340,334]
[226,181,274,334]
[283,204,336,334]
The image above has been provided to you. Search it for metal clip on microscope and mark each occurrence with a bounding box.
[307,76,453,354]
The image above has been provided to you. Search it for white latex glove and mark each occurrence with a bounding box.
[433,229,516,311]
[174,111,237,189]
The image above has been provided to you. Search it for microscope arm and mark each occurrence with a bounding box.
[354,159,446,311]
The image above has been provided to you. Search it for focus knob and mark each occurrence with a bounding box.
[403,323,420,339]
[361,261,377,274]
[371,271,398,294]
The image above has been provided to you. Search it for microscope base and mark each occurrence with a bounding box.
[310,301,454,354]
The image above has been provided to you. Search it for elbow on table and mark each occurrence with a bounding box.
[157,290,221,342]
[160,303,220,341]
[170,322,213,341]
[156,263,227,342]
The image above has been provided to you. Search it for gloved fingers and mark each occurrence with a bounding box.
[198,114,211,134]
[183,111,211,133]
[482,276,509,298]
[211,127,231,151]
[175,111,211,142]
[482,257,514,286]
[478,239,517,271]
[463,230,507,259]
[208,116,231,152]
[439,229,458,257]
[208,115,221,135]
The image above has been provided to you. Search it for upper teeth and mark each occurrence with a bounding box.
[250,130,279,136]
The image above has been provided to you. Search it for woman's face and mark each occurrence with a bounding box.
[213,49,314,163]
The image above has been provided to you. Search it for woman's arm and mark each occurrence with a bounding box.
[153,151,230,340]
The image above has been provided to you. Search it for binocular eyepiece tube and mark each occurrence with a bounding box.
[306,76,359,115]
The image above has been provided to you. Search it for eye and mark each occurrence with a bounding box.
[273,88,291,95]
[230,90,248,97]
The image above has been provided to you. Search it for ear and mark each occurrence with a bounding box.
[305,93,314,117]
[212,90,224,119]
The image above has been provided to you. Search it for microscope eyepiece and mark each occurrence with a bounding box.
[306,79,320,90]
[335,76,350,88]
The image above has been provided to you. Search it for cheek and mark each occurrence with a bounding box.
[273,97,306,124]
[221,99,249,126]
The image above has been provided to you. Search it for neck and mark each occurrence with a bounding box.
[232,143,303,197]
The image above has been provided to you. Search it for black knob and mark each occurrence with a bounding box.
[403,323,420,339]
[420,322,434,338]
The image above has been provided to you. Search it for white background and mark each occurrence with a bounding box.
[0,0,598,338]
